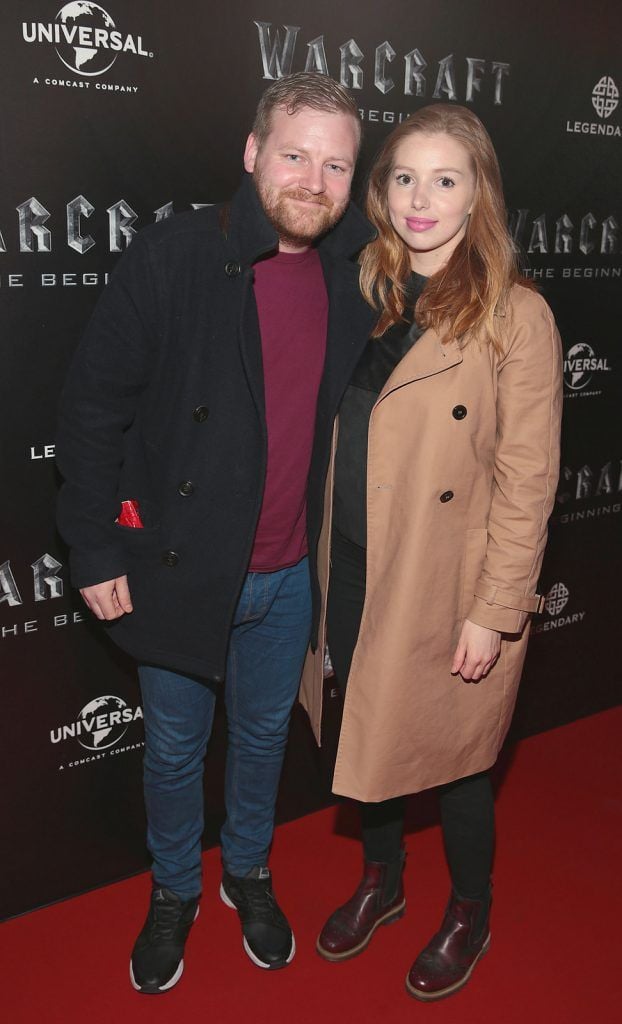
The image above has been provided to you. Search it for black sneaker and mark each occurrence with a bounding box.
[220,867,295,969]
[130,887,200,994]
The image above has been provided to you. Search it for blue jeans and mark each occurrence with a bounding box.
[138,557,311,899]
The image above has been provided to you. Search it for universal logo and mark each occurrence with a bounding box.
[563,342,612,398]
[533,583,586,635]
[51,695,144,769]
[566,76,621,138]
[23,2,154,92]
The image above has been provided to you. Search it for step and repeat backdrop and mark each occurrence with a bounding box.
[1,0,620,918]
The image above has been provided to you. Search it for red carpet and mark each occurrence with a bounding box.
[4,707,621,1024]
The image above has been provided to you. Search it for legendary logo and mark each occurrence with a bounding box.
[534,582,586,635]
[22,2,154,77]
[50,695,143,751]
[566,75,621,138]
[544,582,569,617]
[592,76,619,120]
[563,342,612,392]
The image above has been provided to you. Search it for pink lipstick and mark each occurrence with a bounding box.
[405,217,437,232]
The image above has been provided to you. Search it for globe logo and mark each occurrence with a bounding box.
[545,582,569,617]
[77,694,129,750]
[592,76,619,120]
[563,342,595,391]
[55,2,117,77]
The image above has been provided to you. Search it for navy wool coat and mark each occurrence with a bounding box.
[56,174,376,680]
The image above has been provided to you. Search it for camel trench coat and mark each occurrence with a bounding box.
[300,284,563,802]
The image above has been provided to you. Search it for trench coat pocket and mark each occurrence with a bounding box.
[460,528,488,619]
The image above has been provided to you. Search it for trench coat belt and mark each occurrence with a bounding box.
[474,584,546,614]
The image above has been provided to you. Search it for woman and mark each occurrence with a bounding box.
[299,104,562,1000]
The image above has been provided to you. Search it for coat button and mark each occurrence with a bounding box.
[452,405,467,420]
[440,490,454,503]
[178,480,194,497]
[224,260,241,277]
[193,405,209,423]
[162,550,179,567]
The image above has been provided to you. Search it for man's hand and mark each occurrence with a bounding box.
[80,576,133,620]
[451,619,501,681]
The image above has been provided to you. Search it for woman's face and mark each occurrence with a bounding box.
[386,131,477,275]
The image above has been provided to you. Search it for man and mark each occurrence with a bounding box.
[56,73,375,993]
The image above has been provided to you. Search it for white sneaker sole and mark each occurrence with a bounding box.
[219,882,296,969]
[129,904,200,993]
[129,958,184,993]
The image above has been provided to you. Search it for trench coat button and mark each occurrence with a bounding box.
[452,404,467,420]
[162,550,179,567]
[193,405,209,422]
[178,480,194,497]
[440,490,454,503]
[224,260,241,277]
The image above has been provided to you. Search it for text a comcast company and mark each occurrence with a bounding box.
[22,4,155,94]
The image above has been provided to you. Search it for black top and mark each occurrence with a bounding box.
[333,271,428,548]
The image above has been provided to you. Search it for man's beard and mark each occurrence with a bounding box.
[254,172,348,249]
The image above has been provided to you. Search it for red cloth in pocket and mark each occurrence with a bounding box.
[116,500,144,528]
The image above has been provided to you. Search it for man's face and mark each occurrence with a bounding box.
[244,105,359,251]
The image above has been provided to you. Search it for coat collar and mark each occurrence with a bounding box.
[225,173,376,267]
[377,325,463,401]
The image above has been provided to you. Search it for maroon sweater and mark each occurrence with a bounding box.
[249,248,328,571]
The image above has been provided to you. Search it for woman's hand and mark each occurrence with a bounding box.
[451,619,501,681]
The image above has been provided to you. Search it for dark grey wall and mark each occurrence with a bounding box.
[1,0,620,918]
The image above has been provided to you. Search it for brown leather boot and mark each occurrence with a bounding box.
[316,852,406,961]
[405,888,491,1000]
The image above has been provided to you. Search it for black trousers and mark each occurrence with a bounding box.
[326,528,494,899]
